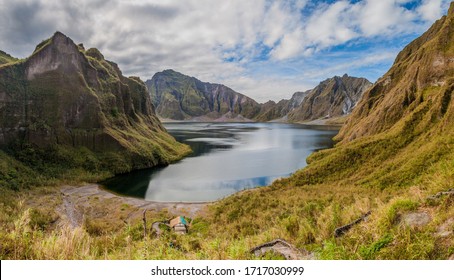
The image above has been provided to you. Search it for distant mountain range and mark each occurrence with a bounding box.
[145,69,261,121]
[146,70,371,123]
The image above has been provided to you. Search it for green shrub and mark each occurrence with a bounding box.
[359,234,393,259]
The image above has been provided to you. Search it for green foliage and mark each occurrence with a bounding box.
[317,240,351,260]
[380,199,419,230]
[0,50,18,65]
[358,234,393,259]
[282,216,299,237]
[111,107,120,118]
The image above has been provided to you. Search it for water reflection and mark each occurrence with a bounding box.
[102,122,338,202]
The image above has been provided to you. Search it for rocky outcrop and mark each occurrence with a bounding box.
[250,238,314,260]
[146,69,261,121]
[0,32,189,173]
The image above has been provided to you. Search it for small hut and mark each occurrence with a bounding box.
[169,216,188,234]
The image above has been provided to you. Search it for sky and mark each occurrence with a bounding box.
[0,0,452,103]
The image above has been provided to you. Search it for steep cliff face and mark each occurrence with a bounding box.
[294,3,454,187]
[287,75,371,122]
[0,32,189,174]
[146,70,261,121]
[337,3,454,142]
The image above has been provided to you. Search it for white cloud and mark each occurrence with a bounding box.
[0,0,451,103]
[267,0,439,62]
[356,0,415,36]
[270,29,305,60]
[417,0,447,22]
[305,1,357,48]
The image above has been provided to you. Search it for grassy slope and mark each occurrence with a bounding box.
[0,51,18,66]
[198,5,454,259]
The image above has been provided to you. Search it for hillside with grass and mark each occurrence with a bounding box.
[0,50,18,66]
[202,3,454,259]
[0,32,190,187]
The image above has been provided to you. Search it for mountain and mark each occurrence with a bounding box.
[254,91,308,122]
[255,75,371,123]
[145,70,261,121]
[337,6,454,143]
[147,70,371,123]
[0,32,189,176]
[294,2,454,187]
[286,75,372,122]
[207,4,454,261]
[0,51,18,65]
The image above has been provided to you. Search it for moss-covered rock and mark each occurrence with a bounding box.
[0,32,190,179]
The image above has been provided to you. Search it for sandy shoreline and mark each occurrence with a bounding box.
[60,184,210,222]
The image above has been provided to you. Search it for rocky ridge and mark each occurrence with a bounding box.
[147,70,371,123]
[337,3,454,142]
[146,69,261,121]
[0,32,189,174]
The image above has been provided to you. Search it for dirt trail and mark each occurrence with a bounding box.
[61,196,83,228]
[56,185,209,229]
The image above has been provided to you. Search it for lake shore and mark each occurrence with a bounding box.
[104,122,338,201]
[160,116,344,128]
[59,184,209,228]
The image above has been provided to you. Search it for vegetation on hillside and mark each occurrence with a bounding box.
[0,32,190,183]
[0,50,18,66]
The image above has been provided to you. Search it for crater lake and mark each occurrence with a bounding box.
[102,123,338,202]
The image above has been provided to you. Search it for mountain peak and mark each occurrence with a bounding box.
[46,31,76,50]
[146,70,260,120]
[52,31,67,40]
[287,75,371,122]
[449,2,454,17]
[26,32,85,80]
